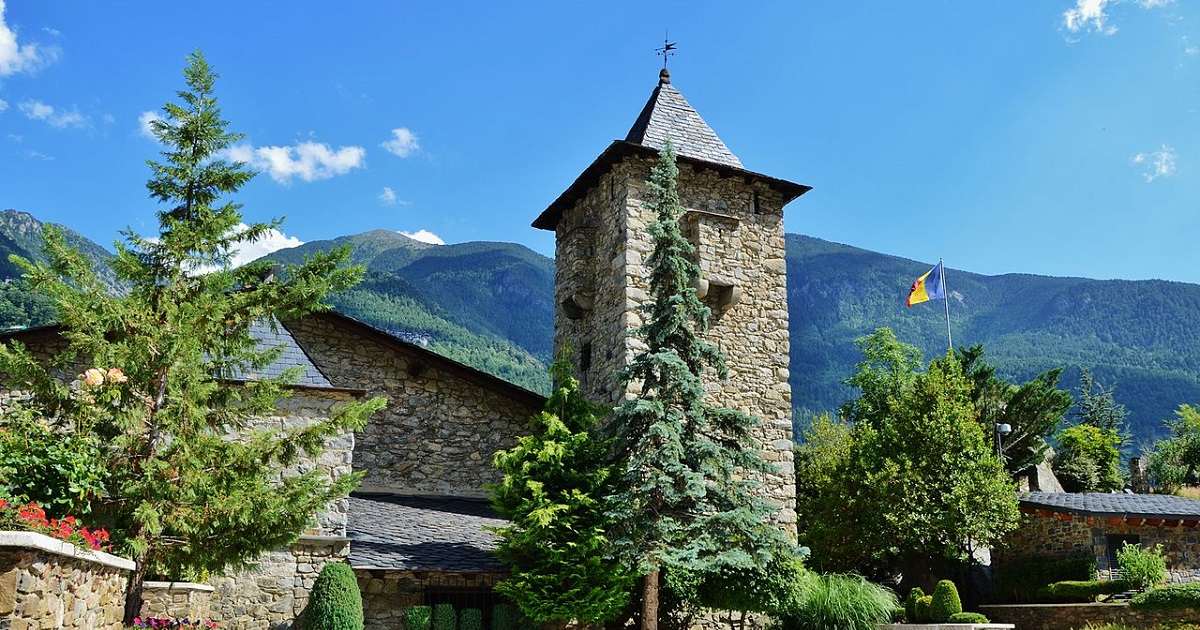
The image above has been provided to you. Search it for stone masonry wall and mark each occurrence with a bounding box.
[995,510,1200,583]
[0,537,130,630]
[355,569,502,630]
[285,314,542,497]
[553,155,797,526]
[982,602,1200,630]
[208,538,348,630]
[141,582,213,620]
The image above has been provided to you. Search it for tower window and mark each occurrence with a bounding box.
[752,191,762,214]
[580,342,593,373]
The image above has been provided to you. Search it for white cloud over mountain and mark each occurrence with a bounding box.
[223,141,366,184]
[400,229,444,245]
[0,0,58,76]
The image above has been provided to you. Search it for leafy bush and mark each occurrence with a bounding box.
[1118,543,1168,589]
[490,604,517,630]
[431,603,455,630]
[1054,424,1124,493]
[993,553,1097,602]
[457,608,481,630]
[949,612,990,623]
[904,587,925,623]
[1131,583,1200,610]
[306,563,363,630]
[0,408,108,516]
[1036,579,1130,603]
[777,574,898,630]
[402,606,431,630]
[930,579,962,622]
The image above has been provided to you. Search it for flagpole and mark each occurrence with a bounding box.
[941,258,953,351]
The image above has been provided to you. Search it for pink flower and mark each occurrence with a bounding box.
[82,368,105,388]
[106,367,128,384]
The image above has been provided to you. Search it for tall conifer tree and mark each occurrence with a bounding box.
[0,52,384,622]
[604,144,787,630]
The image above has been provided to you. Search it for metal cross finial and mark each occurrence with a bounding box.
[655,32,677,70]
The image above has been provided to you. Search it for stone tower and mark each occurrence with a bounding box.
[532,68,810,526]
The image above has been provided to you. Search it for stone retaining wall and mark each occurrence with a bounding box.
[142,581,214,620]
[355,569,502,630]
[0,531,132,630]
[208,536,348,630]
[981,602,1200,629]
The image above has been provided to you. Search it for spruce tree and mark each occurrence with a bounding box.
[489,358,634,625]
[604,144,788,630]
[0,52,385,622]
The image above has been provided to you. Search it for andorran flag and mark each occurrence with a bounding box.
[906,262,947,308]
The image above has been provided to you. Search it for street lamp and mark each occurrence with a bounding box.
[995,422,1012,459]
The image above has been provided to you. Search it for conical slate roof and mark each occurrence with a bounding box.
[624,69,743,168]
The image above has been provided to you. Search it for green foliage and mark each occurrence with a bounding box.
[958,344,1072,475]
[0,52,385,621]
[930,579,962,622]
[489,604,518,630]
[0,406,107,516]
[1077,369,1130,437]
[1036,579,1130,603]
[949,612,989,623]
[693,548,807,616]
[603,143,790,619]
[431,603,455,630]
[305,563,363,630]
[915,595,932,623]
[402,606,431,630]
[993,553,1097,603]
[456,608,481,630]
[775,574,898,630]
[1131,582,1200,610]
[488,359,633,624]
[1054,424,1125,492]
[1118,543,1168,589]
[796,328,1019,578]
[904,587,925,623]
[1148,404,1200,493]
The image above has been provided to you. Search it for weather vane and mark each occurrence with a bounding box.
[655,32,677,70]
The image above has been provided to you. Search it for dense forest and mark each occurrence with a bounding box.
[4,208,1198,444]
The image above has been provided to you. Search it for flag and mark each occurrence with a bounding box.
[906,262,946,308]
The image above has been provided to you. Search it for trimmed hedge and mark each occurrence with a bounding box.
[1130,582,1200,611]
[994,553,1096,603]
[306,563,363,630]
[904,587,925,623]
[403,606,432,630]
[949,611,990,623]
[458,608,482,630]
[915,595,932,623]
[930,580,962,622]
[432,603,456,630]
[1036,579,1130,603]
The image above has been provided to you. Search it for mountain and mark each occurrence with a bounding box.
[3,210,1198,444]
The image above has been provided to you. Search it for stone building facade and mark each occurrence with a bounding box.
[533,69,810,525]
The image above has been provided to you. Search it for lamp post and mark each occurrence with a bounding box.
[995,422,1012,461]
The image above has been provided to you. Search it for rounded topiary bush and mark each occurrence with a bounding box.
[930,579,962,622]
[491,604,518,630]
[432,603,456,630]
[458,608,482,630]
[306,562,363,630]
[904,587,925,622]
[949,611,990,623]
[915,594,933,623]
[403,606,432,630]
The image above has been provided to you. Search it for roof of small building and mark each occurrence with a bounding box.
[227,319,333,388]
[625,69,743,168]
[1020,492,1200,520]
[347,493,506,573]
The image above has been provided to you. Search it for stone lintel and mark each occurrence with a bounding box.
[0,530,135,571]
[143,580,215,593]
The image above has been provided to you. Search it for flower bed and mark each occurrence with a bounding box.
[0,498,110,550]
[129,616,218,628]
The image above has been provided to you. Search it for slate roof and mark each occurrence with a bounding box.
[1021,492,1200,519]
[347,494,507,572]
[226,319,333,388]
[625,69,743,168]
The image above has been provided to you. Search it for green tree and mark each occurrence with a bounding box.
[306,562,364,630]
[957,345,1072,476]
[1147,404,1200,493]
[488,358,634,625]
[797,329,1018,580]
[1076,368,1129,438]
[0,52,384,622]
[603,144,789,630]
[1053,424,1123,492]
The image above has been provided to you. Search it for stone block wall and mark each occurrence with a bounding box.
[355,569,502,630]
[0,532,132,630]
[553,155,796,525]
[982,602,1200,630]
[141,581,213,620]
[285,313,542,497]
[207,537,348,630]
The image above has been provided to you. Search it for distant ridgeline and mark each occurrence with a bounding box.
[3,208,1198,444]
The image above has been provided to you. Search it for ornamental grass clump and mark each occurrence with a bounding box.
[305,563,363,630]
[777,573,898,630]
[1117,542,1168,589]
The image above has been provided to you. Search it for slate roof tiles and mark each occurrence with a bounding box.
[1021,492,1200,519]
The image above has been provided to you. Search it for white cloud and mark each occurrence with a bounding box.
[40,26,60,37]
[1132,144,1177,182]
[19,99,86,128]
[378,186,398,206]
[0,0,58,76]
[25,149,52,161]
[226,223,304,267]
[1062,0,1173,37]
[399,229,444,245]
[138,110,163,140]
[1137,0,1172,8]
[0,98,7,112]
[381,127,420,157]
[222,141,366,184]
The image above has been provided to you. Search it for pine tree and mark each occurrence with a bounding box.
[0,52,385,622]
[489,358,634,625]
[604,144,788,630]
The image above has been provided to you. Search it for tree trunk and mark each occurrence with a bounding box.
[122,560,146,625]
[641,569,660,630]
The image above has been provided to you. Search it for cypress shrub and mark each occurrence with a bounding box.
[904,587,925,623]
[491,604,518,630]
[306,563,363,630]
[458,608,482,630]
[403,606,432,630]
[930,580,962,622]
[915,595,933,623]
[432,603,456,630]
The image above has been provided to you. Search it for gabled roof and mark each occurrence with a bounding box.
[348,493,505,572]
[625,69,743,168]
[1021,492,1200,520]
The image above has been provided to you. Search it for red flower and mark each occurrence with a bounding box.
[0,498,8,511]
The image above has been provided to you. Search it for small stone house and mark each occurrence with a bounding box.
[995,492,1200,584]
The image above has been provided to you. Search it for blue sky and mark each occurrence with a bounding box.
[1,1,1197,282]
